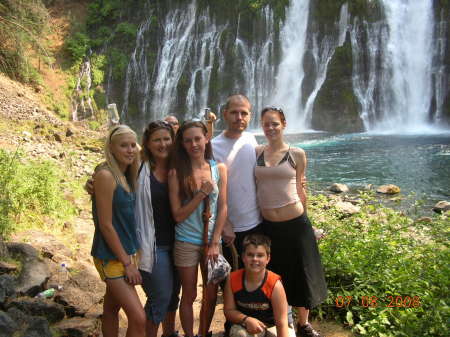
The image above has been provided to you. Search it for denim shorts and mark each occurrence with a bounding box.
[140,246,181,323]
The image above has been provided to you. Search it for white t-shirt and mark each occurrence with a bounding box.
[212,131,261,232]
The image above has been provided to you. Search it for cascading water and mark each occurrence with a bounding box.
[303,3,349,127]
[151,1,196,119]
[232,6,276,127]
[271,0,310,128]
[104,0,448,133]
[271,0,350,131]
[185,11,225,120]
[433,11,448,124]
[122,16,152,122]
[72,57,94,121]
[352,0,437,133]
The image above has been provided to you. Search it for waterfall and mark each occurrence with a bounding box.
[232,6,276,127]
[303,3,349,127]
[272,0,350,131]
[71,57,94,121]
[271,0,310,128]
[352,0,436,132]
[122,17,152,123]
[433,11,448,123]
[351,19,385,129]
[103,0,447,133]
[151,1,197,119]
[185,11,225,120]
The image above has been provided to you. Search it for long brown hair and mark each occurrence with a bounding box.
[141,120,175,169]
[170,121,213,200]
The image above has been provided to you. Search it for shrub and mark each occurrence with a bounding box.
[309,192,450,336]
[0,149,75,237]
[65,32,91,63]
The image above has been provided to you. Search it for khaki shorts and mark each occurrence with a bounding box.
[93,255,138,281]
[173,241,204,267]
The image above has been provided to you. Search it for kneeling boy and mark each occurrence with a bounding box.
[223,234,295,337]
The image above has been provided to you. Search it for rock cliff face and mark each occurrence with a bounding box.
[83,0,449,133]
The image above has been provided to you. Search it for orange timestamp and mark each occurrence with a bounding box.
[335,295,421,308]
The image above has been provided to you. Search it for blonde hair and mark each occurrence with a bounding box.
[103,125,139,192]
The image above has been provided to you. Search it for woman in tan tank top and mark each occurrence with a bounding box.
[254,108,327,337]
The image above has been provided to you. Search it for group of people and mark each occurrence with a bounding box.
[89,94,327,337]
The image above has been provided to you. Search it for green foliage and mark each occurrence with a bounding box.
[116,22,137,37]
[87,120,101,131]
[309,192,450,336]
[0,149,75,238]
[0,0,49,84]
[108,48,129,80]
[65,32,90,63]
[91,54,107,87]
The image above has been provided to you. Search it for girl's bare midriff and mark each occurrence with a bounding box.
[261,200,304,222]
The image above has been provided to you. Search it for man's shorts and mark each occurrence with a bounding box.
[93,255,138,281]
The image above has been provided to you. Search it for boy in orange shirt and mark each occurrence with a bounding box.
[223,234,295,337]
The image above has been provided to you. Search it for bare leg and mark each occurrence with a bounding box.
[162,311,177,336]
[296,307,309,326]
[106,278,146,337]
[177,266,198,337]
[198,282,218,336]
[102,286,120,337]
[145,319,160,337]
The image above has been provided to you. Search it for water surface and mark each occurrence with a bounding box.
[256,133,450,212]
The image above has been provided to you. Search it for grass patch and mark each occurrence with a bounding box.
[0,149,77,238]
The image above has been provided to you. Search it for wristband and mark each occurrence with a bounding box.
[240,315,248,327]
[123,261,132,268]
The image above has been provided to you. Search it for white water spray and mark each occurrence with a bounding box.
[272,0,310,127]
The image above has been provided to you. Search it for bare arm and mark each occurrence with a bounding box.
[94,169,141,284]
[222,218,236,246]
[211,163,227,244]
[207,164,228,261]
[271,280,290,337]
[293,148,308,210]
[168,169,212,223]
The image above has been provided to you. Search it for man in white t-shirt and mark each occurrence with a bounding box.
[211,94,262,265]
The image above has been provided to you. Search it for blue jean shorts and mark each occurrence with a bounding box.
[140,246,181,323]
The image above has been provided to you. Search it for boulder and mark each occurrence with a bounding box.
[7,297,65,323]
[66,128,74,137]
[329,183,349,193]
[376,184,401,194]
[415,217,432,223]
[6,307,52,337]
[0,261,17,274]
[432,200,450,213]
[0,310,18,336]
[335,201,361,216]
[23,316,52,337]
[14,230,73,260]
[0,275,16,305]
[53,317,100,337]
[54,261,104,317]
[6,243,50,296]
[53,132,63,142]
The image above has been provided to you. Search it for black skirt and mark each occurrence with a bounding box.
[262,213,327,308]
